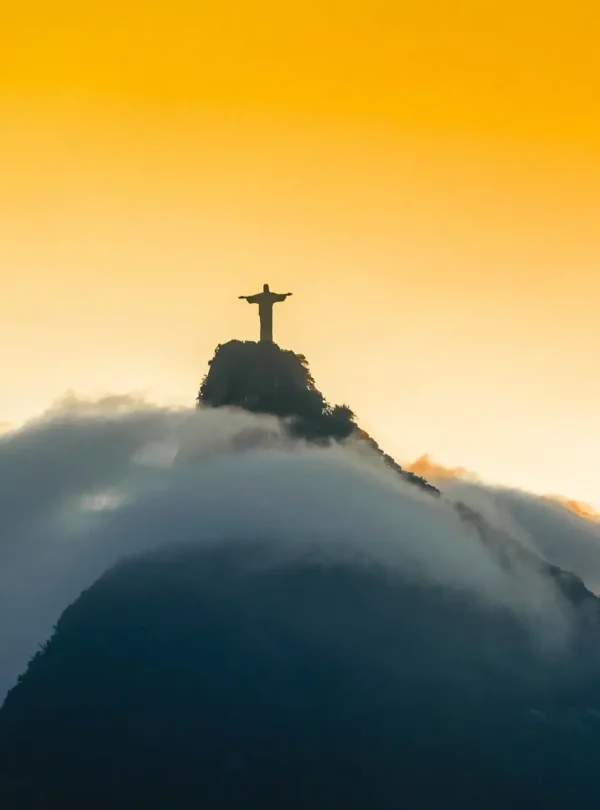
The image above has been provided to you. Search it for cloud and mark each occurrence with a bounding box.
[430,476,600,596]
[404,454,600,594]
[0,400,599,703]
[407,453,599,522]
[546,495,600,522]
[404,453,478,481]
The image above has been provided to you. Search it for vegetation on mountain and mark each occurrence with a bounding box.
[2,541,600,809]
[198,340,437,493]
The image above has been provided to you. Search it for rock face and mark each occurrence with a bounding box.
[198,340,437,494]
[1,542,600,809]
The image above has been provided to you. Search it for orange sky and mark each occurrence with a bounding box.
[1,1,599,507]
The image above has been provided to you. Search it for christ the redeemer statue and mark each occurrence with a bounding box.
[239,284,293,343]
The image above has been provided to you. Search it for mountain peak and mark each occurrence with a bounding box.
[197,340,437,493]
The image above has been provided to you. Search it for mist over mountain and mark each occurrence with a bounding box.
[1,342,600,807]
[197,340,437,493]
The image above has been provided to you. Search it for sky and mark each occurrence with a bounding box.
[1,1,599,508]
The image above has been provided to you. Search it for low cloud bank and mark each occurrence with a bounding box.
[1,398,599,702]
[406,454,600,595]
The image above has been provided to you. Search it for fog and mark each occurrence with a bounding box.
[1,396,599,703]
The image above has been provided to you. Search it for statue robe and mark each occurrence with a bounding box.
[245,291,289,342]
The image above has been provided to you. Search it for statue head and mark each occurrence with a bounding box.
[263,283,270,292]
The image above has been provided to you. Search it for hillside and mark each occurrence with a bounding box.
[1,541,600,808]
[2,339,599,809]
[197,340,437,494]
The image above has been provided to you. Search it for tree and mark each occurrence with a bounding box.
[197,340,437,493]
[197,340,356,443]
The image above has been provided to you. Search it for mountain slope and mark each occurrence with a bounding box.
[1,541,600,808]
[198,340,437,494]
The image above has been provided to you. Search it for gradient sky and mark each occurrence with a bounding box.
[1,1,599,507]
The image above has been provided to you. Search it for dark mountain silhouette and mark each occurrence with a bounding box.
[197,340,437,494]
[1,542,600,809]
[2,338,600,808]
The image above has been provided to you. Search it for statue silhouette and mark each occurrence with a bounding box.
[239,284,293,343]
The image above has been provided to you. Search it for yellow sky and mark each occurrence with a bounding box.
[1,1,599,507]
